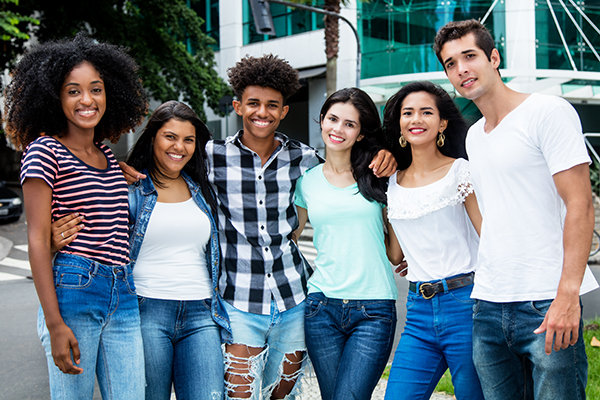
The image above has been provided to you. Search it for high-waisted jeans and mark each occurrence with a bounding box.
[138,297,224,400]
[38,253,144,400]
[385,283,483,400]
[305,292,397,400]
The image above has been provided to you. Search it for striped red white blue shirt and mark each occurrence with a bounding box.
[20,136,130,265]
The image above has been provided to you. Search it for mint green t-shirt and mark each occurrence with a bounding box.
[294,164,397,300]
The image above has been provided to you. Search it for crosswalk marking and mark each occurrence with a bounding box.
[14,244,28,252]
[0,271,25,281]
[0,257,30,270]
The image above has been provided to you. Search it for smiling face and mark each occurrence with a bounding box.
[400,91,447,148]
[153,119,196,178]
[439,33,501,101]
[60,62,106,135]
[320,102,363,154]
[233,85,289,146]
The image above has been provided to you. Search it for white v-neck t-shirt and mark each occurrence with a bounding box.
[466,93,598,302]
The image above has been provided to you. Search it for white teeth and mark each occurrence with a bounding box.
[410,129,425,133]
[330,135,343,142]
[462,78,475,86]
[254,120,269,127]
[78,110,96,116]
[168,154,183,159]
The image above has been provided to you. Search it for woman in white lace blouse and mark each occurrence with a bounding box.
[383,81,484,400]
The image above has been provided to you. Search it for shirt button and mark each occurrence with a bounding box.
[261,225,265,230]
[267,273,272,278]
[265,247,269,252]
[259,200,263,205]
[258,175,262,180]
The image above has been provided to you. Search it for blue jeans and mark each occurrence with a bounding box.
[472,299,588,400]
[222,299,307,400]
[385,284,483,400]
[38,253,144,399]
[304,292,397,400]
[138,297,224,400]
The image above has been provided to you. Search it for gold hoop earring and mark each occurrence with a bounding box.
[437,132,445,147]
[399,134,407,148]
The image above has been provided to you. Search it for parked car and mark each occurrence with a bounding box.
[0,182,23,223]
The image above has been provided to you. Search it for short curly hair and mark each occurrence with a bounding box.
[227,54,300,102]
[3,32,148,150]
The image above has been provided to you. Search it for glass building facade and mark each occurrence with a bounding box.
[535,1,600,72]
[191,0,221,50]
[359,0,506,79]
[243,0,325,45]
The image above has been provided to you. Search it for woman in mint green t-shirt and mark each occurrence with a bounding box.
[293,88,397,400]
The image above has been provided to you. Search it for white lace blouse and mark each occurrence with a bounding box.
[387,158,479,282]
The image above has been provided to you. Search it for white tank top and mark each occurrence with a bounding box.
[133,198,212,300]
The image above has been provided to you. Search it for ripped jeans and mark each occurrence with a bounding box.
[222,299,306,400]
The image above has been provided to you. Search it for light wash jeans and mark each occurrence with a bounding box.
[473,299,587,400]
[385,282,483,400]
[304,292,397,400]
[38,253,144,400]
[222,299,306,400]
[138,297,224,400]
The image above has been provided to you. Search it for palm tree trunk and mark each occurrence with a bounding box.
[324,0,340,96]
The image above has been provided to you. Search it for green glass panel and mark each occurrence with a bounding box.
[535,1,600,72]
[191,0,220,50]
[243,0,325,45]
[360,0,506,78]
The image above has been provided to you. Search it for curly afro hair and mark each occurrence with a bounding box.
[227,54,300,102]
[3,32,148,150]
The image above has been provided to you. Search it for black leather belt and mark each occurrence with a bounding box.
[409,272,474,299]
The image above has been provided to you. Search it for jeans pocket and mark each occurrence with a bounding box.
[472,299,481,317]
[361,301,396,323]
[449,287,476,305]
[305,297,323,319]
[530,299,553,317]
[124,272,137,295]
[54,264,92,289]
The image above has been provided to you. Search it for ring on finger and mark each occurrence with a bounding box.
[61,232,65,239]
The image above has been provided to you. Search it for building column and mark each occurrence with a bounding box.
[217,0,244,137]
[504,0,536,72]
[337,0,359,90]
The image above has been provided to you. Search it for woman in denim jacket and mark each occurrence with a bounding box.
[126,100,230,400]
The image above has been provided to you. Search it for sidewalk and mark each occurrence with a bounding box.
[297,371,455,400]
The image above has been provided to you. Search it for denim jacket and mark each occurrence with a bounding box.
[128,170,231,337]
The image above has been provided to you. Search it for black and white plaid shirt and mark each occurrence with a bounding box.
[207,131,321,315]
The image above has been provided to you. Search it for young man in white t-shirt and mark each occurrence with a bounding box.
[434,19,598,399]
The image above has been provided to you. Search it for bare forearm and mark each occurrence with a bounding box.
[29,239,64,330]
[558,199,594,295]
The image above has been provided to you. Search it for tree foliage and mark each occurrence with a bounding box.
[0,0,38,71]
[2,0,230,120]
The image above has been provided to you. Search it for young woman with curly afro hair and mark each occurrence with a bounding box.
[3,33,148,399]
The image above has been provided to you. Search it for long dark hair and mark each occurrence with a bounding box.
[383,81,468,171]
[320,88,387,204]
[126,100,217,214]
